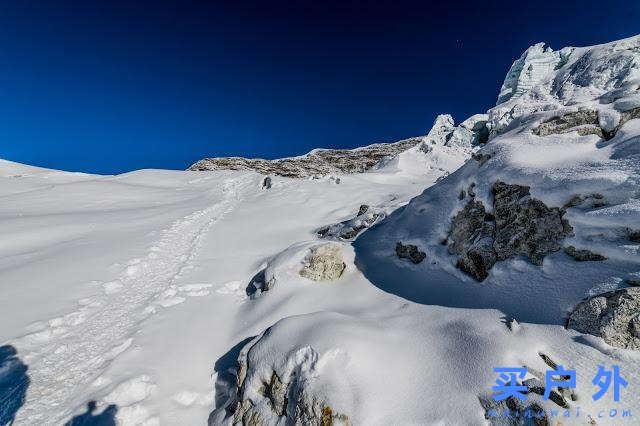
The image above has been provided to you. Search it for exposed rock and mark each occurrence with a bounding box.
[448,182,573,280]
[480,395,549,426]
[188,138,422,177]
[562,193,606,210]
[395,242,426,264]
[626,275,640,287]
[317,205,383,241]
[357,204,369,216]
[627,228,640,243]
[261,176,272,189]
[532,106,640,141]
[567,287,640,350]
[214,341,351,426]
[471,152,492,166]
[492,182,573,266]
[564,246,607,261]
[532,109,604,138]
[448,200,496,280]
[299,244,346,281]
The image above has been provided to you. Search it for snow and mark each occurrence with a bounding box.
[2,34,640,426]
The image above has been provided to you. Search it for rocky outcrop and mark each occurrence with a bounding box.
[567,287,640,350]
[212,342,350,426]
[532,106,640,141]
[448,182,573,280]
[395,242,426,264]
[448,200,496,280]
[317,205,383,241]
[532,109,610,139]
[188,138,422,177]
[564,246,607,261]
[628,228,640,243]
[261,176,272,189]
[492,182,573,265]
[299,243,346,281]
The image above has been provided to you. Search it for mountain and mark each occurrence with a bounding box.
[1,34,639,426]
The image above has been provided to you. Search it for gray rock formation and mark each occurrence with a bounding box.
[448,182,573,280]
[567,287,640,350]
[532,106,640,141]
[564,246,607,261]
[212,340,350,426]
[448,200,497,280]
[396,242,426,264]
[628,228,640,243]
[261,176,272,189]
[299,243,346,281]
[188,138,422,178]
[317,205,383,241]
[492,182,573,266]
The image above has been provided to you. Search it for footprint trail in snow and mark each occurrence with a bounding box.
[11,176,252,425]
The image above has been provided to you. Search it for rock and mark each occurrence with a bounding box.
[626,277,640,287]
[396,242,426,264]
[471,152,491,166]
[567,287,640,350]
[448,182,573,280]
[261,176,272,189]
[316,206,383,241]
[627,228,640,243]
[299,244,346,281]
[492,182,573,266]
[564,246,607,261]
[448,200,497,280]
[188,138,422,177]
[214,340,351,426]
[532,109,603,138]
[562,193,606,210]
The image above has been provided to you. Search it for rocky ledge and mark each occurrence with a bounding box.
[188,138,422,178]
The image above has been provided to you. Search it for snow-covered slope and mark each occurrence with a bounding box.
[0,130,469,424]
[2,34,640,426]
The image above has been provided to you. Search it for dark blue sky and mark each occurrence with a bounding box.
[1,1,638,174]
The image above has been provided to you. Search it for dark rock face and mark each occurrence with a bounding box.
[261,176,272,189]
[189,138,422,178]
[492,182,574,266]
[628,228,640,243]
[564,246,607,261]
[448,182,573,280]
[448,200,497,280]
[396,242,426,264]
[567,287,640,350]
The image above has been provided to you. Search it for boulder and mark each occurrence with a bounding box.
[448,182,573,280]
[448,200,497,280]
[567,287,640,350]
[564,246,607,261]
[396,242,426,264]
[299,244,346,281]
[492,182,573,266]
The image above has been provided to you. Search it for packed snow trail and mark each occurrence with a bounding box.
[11,176,252,425]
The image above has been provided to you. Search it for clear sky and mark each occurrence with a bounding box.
[1,1,639,174]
